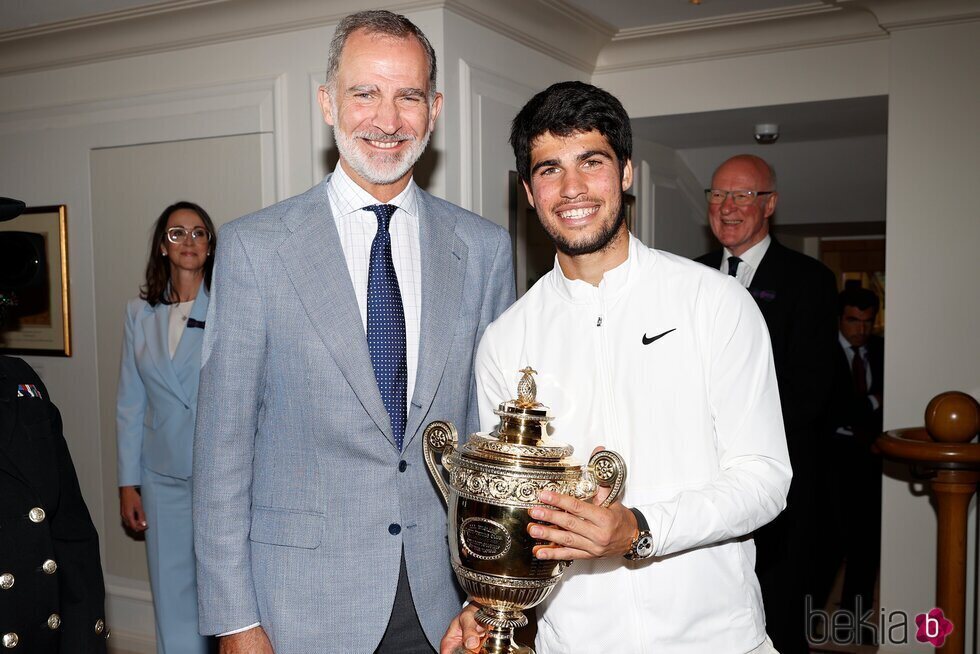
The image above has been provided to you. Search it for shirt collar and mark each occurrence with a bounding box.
[327,162,419,218]
[839,331,864,353]
[724,233,771,272]
[552,234,641,303]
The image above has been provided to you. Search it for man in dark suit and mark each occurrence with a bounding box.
[0,197,109,652]
[814,287,883,642]
[695,155,839,654]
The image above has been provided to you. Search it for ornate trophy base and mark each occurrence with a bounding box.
[476,608,534,654]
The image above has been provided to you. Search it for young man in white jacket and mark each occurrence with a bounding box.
[441,81,791,654]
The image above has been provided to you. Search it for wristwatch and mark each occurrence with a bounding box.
[624,507,654,561]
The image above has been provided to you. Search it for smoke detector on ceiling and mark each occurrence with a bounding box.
[754,123,779,144]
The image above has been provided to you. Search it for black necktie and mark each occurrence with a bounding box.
[851,346,867,395]
[363,204,407,450]
[727,256,742,277]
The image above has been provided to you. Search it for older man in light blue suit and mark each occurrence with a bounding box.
[193,10,515,654]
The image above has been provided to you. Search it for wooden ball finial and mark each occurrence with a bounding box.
[925,391,980,443]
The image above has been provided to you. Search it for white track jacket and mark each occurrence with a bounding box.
[475,236,792,654]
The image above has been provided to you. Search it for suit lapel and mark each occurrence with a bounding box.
[748,240,780,293]
[278,177,393,445]
[143,302,192,406]
[404,191,466,449]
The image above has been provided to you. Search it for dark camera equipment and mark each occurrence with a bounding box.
[0,197,45,326]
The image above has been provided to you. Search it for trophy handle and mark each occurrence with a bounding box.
[588,450,627,508]
[422,420,459,507]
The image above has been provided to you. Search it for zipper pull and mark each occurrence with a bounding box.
[596,316,602,327]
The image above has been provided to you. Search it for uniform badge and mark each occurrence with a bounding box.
[16,383,43,399]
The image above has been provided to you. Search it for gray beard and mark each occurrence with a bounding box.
[332,125,430,186]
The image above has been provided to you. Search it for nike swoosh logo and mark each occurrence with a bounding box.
[642,328,676,345]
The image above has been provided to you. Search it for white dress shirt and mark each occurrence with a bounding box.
[720,234,771,288]
[326,164,423,408]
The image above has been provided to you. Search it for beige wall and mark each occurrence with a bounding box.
[878,21,980,653]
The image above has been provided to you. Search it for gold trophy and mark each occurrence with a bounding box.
[423,367,627,654]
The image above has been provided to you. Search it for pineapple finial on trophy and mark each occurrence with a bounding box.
[516,367,539,408]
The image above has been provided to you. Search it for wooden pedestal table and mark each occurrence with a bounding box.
[876,391,980,654]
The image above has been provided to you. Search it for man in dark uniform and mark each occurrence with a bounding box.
[0,197,109,652]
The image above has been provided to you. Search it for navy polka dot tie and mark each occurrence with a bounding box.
[364,204,407,450]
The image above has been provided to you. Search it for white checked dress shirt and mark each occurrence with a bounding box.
[327,164,423,405]
[720,234,771,288]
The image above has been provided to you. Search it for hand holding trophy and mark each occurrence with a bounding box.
[424,368,627,654]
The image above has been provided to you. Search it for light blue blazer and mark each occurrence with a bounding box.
[117,283,209,486]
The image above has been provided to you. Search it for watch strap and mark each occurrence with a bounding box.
[629,507,649,533]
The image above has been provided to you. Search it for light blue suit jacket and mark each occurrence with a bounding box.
[193,176,515,651]
[117,284,209,485]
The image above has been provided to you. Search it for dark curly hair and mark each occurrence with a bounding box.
[140,201,216,307]
[510,81,632,183]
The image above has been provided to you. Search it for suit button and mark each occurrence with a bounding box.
[28,507,45,523]
[46,614,61,630]
[388,523,401,535]
[94,619,105,635]
[2,632,18,648]
[398,460,407,472]
[0,573,12,590]
[41,559,57,575]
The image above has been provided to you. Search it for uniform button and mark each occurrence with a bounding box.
[2,632,17,648]
[28,507,46,523]
[41,560,57,575]
[94,619,105,635]
[388,523,401,535]
[0,573,13,590]
[46,614,61,630]
[398,460,407,472]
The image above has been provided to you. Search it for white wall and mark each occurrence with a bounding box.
[678,135,889,226]
[878,21,980,654]
[630,136,708,257]
[441,9,584,228]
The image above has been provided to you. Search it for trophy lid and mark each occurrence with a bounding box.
[461,367,574,463]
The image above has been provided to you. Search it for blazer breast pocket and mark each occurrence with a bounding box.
[249,506,323,549]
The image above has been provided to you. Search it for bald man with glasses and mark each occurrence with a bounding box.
[696,155,839,654]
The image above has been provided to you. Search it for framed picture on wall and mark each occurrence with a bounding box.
[0,204,72,356]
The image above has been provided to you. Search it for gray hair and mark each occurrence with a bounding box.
[325,10,437,98]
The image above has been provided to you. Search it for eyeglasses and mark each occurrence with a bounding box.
[705,189,775,206]
[166,226,211,243]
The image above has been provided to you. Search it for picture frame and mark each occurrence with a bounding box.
[508,171,636,297]
[0,204,72,356]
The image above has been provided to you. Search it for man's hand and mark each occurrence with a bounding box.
[440,604,486,654]
[118,486,147,533]
[219,626,274,654]
[529,446,638,561]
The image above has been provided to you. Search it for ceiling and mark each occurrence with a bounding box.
[562,0,817,30]
[0,0,826,32]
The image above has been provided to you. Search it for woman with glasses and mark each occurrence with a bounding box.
[116,201,216,653]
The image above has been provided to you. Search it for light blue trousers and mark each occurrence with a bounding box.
[141,467,212,654]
